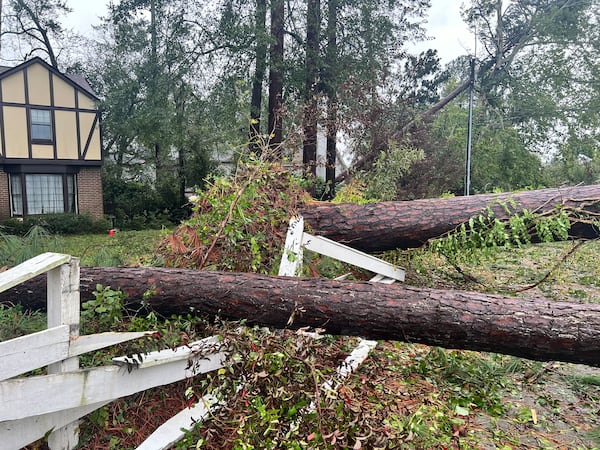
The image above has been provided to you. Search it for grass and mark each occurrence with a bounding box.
[57,228,167,266]
[0,228,166,268]
[4,232,599,449]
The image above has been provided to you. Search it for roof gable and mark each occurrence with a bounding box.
[0,57,99,101]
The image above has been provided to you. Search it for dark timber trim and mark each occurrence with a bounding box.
[0,78,5,158]
[81,113,99,160]
[75,82,82,157]
[0,101,97,114]
[49,69,58,159]
[23,67,32,159]
[0,158,101,166]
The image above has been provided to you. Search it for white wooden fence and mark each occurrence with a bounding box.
[279,215,405,421]
[0,253,228,450]
[0,222,405,449]
[278,215,405,283]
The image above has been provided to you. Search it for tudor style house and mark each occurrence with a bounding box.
[0,57,103,220]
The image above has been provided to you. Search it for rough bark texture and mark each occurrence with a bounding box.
[267,0,284,156]
[3,267,600,367]
[248,0,268,154]
[301,184,600,252]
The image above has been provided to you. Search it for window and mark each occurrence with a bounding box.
[10,175,23,216]
[9,174,76,216]
[30,109,52,141]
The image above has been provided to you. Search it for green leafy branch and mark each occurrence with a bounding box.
[429,201,572,265]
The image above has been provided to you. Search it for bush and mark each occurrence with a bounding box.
[103,175,189,230]
[0,214,110,236]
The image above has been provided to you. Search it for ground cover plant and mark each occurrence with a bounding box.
[3,163,599,449]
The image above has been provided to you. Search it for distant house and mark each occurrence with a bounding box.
[0,57,103,220]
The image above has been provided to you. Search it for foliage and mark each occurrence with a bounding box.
[1,214,110,236]
[365,144,425,201]
[0,303,46,341]
[331,179,377,204]
[0,0,75,67]
[0,225,62,266]
[102,173,184,230]
[156,160,307,273]
[88,0,223,213]
[81,284,127,334]
[6,229,599,449]
[428,202,571,264]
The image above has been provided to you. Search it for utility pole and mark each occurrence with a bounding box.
[465,58,475,196]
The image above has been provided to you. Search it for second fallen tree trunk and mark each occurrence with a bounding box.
[3,267,600,367]
[301,184,600,252]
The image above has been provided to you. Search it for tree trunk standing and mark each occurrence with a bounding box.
[302,0,320,192]
[249,0,268,154]
[4,267,600,367]
[301,184,600,252]
[323,0,338,200]
[267,0,284,158]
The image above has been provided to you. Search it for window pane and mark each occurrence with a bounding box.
[31,109,50,124]
[30,109,52,140]
[10,175,23,216]
[31,124,52,140]
[25,174,64,214]
[67,175,76,213]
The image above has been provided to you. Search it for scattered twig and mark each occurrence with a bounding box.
[512,240,588,293]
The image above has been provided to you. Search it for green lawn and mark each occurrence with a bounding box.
[57,228,166,266]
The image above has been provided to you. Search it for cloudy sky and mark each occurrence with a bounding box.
[66,0,472,64]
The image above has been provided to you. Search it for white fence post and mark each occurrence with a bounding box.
[47,257,80,450]
[0,253,228,450]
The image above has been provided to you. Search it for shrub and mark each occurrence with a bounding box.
[0,214,110,236]
[156,161,308,274]
[103,174,190,230]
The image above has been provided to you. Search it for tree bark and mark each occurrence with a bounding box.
[324,0,338,200]
[3,267,600,367]
[248,0,268,154]
[267,0,284,157]
[302,0,320,188]
[301,184,600,252]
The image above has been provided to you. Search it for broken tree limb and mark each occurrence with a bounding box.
[3,267,600,367]
[300,184,600,252]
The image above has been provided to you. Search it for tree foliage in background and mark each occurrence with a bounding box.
[460,0,599,190]
[0,0,74,68]
[1,0,598,215]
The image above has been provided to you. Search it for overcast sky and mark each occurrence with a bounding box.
[66,0,472,64]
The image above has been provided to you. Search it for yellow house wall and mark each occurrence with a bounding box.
[3,106,28,158]
[55,110,78,159]
[31,144,54,159]
[52,74,76,108]
[86,122,102,160]
[2,71,25,104]
[78,92,96,110]
[27,64,51,106]
[1,62,101,163]
[79,112,101,160]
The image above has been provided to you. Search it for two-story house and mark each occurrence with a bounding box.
[0,57,103,220]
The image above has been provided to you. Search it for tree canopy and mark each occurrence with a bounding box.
[0,0,598,221]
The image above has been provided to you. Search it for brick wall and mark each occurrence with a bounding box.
[77,167,104,219]
[0,171,10,221]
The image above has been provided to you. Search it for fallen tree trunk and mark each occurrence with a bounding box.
[3,267,600,367]
[301,184,600,252]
